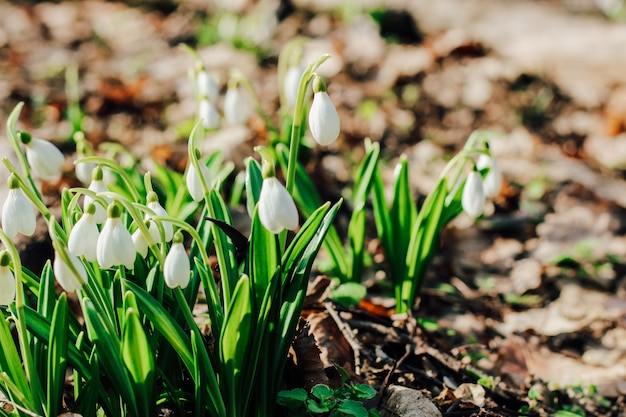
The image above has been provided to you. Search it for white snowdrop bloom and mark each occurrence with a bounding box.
[83,166,109,224]
[476,153,503,198]
[53,250,87,293]
[146,192,173,242]
[164,232,190,289]
[185,161,212,202]
[132,226,149,258]
[2,175,36,239]
[308,78,340,146]
[0,252,15,305]
[284,65,305,108]
[97,204,136,270]
[224,85,251,126]
[21,134,65,181]
[197,70,219,102]
[199,98,220,130]
[462,170,486,218]
[75,160,96,185]
[258,177,298,234]
[68,205,99,262]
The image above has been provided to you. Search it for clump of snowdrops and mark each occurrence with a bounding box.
[0,42,502,417]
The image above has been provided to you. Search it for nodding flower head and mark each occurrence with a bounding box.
[284,65,305,108]
[96,203,136,269]
[2,174,36,239]
[308,76,340,146]
[53,250,87,293]
[146,191,174,242]
[258,176,299,234]
[68,203,100,262]
[20,132,65,181]
[0,251,16,305]
[476,153,503,198]
[197,70,219,102]
[461,169,485,219]
[199,98,220,130]
[224,84,251,126]
[84,166,109,224]
[164,231,190,289]
[186,157,212,202]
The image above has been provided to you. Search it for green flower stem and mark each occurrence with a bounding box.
[5,103,42,202]
[188,121,234,306]
[285,54,330,195]
[76,156,142,203]
[143,172,154,197]
[277,37,307,109]
[0,229,44,413]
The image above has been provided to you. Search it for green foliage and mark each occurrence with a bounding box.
[277,380,379,417]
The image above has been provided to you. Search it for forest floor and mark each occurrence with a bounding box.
[1,0,626,415]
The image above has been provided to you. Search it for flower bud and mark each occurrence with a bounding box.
[258,177,298,234]
[20,132,65,181]
[284,65,304,108]
[476,154,503,198]
[1,174,36,238]
[53,250,87,293]
[308,77,340,146]
[224,85,251,126]
[199,98,220,130]
[164,231,190,289]
[96,203,136,269]
[197,70,219,102]
[462,170,485,218]
[186,159,212,202]
[68,204,100,262]
[0,252,15,305]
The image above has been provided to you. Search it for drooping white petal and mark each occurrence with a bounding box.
[258,177,298,234]
[132,228,149,258]
[75,160,96,185]
[224,86,251,126]
[284,65,304,108]
[199,98,220,130]
[84,179,109,224]
[308,91,340,146]
[2,188,37,238]
[146,201,174,242]
[185,162,212,202]
[0,266,16,305]
[197,71,219,102]
[53,251,87,293]
[97,217,136,269]
[476,154,503,198]
[68,212,99,262]
[462,171,485,218]
[164,242,190,289]
[25,138,65,181]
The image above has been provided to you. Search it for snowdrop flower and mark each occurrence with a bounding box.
[284,65,305,108]
[164,231,190,289]
[68,204,99,262]
[146,191,173,242]
[199,98,220,130]
[224,84,251,126]
[0,252,16,305]
[97,203,136,269]
[53,250,87,293]
[197,70,219,102]
[462,170,485,218]
[186,157,212,202]
[132,223,149,258]
[84,166,109,224]
[75,160,95,185]
[308,76,340,146]
[258,176,298,234]
[19,132,64,181]
[476,153,503,198]
[2,174,36,239]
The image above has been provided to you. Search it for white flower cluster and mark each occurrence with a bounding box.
[196,70,252,130]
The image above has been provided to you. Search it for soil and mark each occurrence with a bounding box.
[1,0,626,416]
